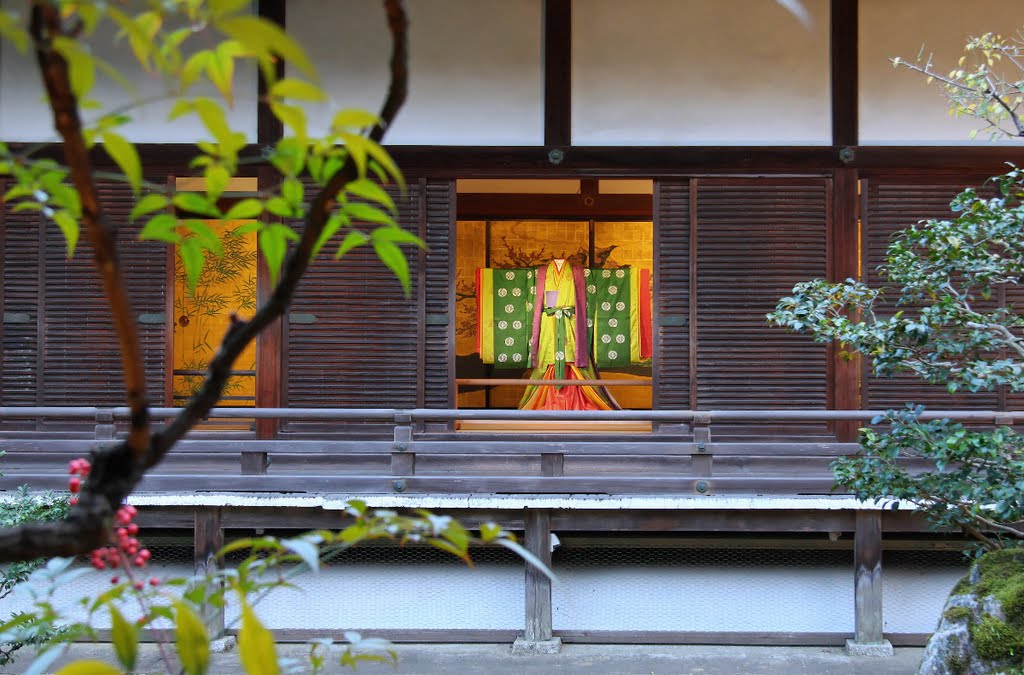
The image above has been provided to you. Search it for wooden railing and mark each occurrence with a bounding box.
[0,406,1019,496]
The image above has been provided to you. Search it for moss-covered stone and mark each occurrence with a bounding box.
[944,605,973,623]
[971,614,1024,662]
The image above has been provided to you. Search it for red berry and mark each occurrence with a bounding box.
[133,581,144,591]
[133,555,145,567]
[110,576,119,584]
[68,477,81,494]
[69,496,78,506]
[126,523,139,535]
[139,548,151,561]
[149,577,159,586]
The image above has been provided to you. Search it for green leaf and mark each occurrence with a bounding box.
[183,219,223,256]
[281,538,320,571]
[130,193,169,222]
[205,165,231,202]
[372,238,411,296]
[339,133,368,178]
[174,192,220,218]
[365,141,404,189]
[332,109,380,131]
[372,225,425,249]
[260,224,298,286]
[54,661,122,675]
[109,605,138,672]
[238,600,279,675]
[346,202,394,227]
[52,37,95,99]
[101,132,142,196]
[140,214,181,244]
[180,238,205,294]
[335,230,369,259]
[208,0,252,18]
[493,538,557,582]
[225,198,264,220]
[346,179,395,214]
[174,601,210,675]
[52,210,79,258]
[478,522,502,542]
[281,178,304,209]
[0,10,28,53]
[216,15,315,79]
[270,78,326,102]
[232,220,264,236]
[312,212,349,259]
[270,102,308,139]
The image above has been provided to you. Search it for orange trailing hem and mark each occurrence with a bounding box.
[519,364,619,411]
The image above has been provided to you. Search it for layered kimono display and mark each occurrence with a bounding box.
[476,260,652,410]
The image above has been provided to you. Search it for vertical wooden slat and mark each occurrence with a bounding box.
[524,509,553,642]
[831,0,858,146]
[543,0,572,147]
[832,169,860,440]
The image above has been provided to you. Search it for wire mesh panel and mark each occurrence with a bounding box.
[883,550,969,634]
[222,545,524,631]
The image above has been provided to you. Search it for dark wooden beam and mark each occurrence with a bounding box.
[257,0,286,146]
[544,0,572,147]
[456,192,651,220]
[831,0,858,146]
[12,144,1024,176]
[830,168,860,441]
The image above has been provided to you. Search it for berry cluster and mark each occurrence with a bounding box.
[70,459,158,587]
[67,457,90,505]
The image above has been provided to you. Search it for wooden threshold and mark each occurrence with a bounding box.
[455,420,653,433]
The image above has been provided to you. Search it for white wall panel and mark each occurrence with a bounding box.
[0,11,258,142]
[290,0,543,146]
[860,0,1024,145]
[572,0,831,146]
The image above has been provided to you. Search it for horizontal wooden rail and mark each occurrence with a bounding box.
[456,378,651,387]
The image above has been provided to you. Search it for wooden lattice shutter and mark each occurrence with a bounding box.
[283,183,423,435]
[693,178,830,437]
[2,180,165,429]
[422,179,455,410]
[1,184,42,419]
[652,180,691,410]
[862,176,998,412]
[40,181,166,420]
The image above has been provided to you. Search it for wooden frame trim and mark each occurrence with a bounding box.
[256,0,286,146]
[445,181,458,409]
[831,169,860,440]
[543,0,572,147]
[255,165,283,437]
[688,180,699,410]
[456,193,651,220]
[416,179,428,408]
[830,0,858,146]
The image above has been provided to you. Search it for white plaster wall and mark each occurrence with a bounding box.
[572,0,831,146]
[289,0,543,146]
[0,4,258,142]
[860,0,1024,145]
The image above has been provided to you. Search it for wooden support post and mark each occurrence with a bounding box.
[847,510,892,656]
[540,453,564,477]
[691,413,712,480]
[513,509,561,654]
[194,508,225,638]
[391,411,415,475]
[240,450,269,475]
[94,409,115,440]
[831,168,861,442]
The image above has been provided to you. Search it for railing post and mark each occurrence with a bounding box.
[390,410,415,476]
[94,408,115,441]
[847,510,892,656]
[194,507,225,639]
[512,508,561,654]
[691,413,712,488]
